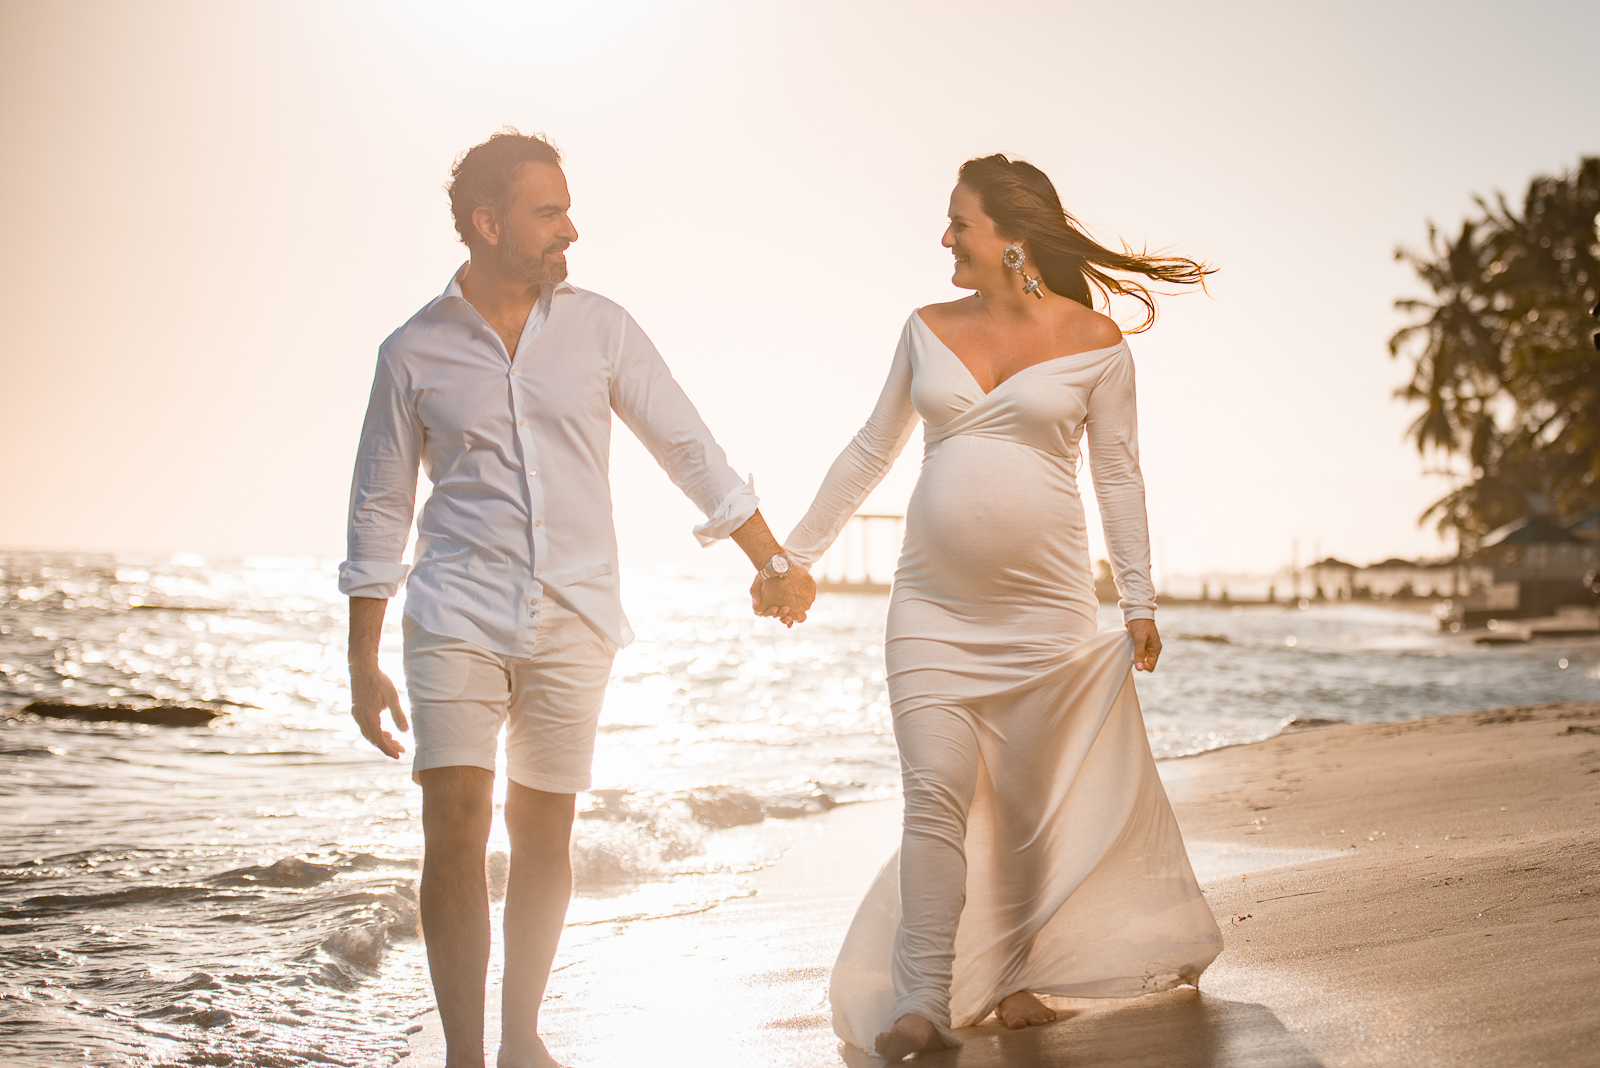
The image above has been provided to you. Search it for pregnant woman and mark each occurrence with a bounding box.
[783,155,1224,1060]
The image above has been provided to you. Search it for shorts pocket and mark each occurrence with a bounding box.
[403,631,474,703]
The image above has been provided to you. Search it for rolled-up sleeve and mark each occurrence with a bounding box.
[691,477,760,546]
[339,351,422,599]
[609,313,757,545]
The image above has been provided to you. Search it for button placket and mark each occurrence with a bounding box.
[510,369,547,631]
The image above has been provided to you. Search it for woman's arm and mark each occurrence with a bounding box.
[1084,344,1162,671]
[784,319,921,566]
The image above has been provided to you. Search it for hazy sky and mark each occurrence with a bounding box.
[2,0,1596,580]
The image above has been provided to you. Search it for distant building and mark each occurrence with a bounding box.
[1346,557,1487,601]
[1463,516,1597,620]
[1308,557,1357,599]
[1564,506,1600,548]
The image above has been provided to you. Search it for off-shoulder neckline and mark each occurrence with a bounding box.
[910,311,1127,397]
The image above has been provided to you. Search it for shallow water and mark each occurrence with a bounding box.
[1,551,1595,1065]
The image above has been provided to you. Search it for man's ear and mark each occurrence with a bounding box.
[471,205,500,248]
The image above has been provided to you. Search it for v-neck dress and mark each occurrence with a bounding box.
[785,312,1222,1049]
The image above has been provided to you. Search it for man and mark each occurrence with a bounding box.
[341,130,815,1068]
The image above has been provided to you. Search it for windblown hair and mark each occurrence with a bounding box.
[447,128,562,248]
[957,154,1213,331]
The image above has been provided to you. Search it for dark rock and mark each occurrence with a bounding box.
[21,702,227,727]
[1282,716,1343,731]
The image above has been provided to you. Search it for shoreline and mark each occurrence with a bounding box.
[409,701,1600,1066]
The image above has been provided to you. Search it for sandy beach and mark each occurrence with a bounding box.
[408,700,1600,1067]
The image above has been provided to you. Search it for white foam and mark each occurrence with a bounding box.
[1185,840,1341,884]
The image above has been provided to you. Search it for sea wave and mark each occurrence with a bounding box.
[4,552,1597,1066]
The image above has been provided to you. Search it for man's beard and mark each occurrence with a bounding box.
[500,228,567,286]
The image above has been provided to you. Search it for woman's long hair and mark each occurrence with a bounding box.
[958,154,1213,332]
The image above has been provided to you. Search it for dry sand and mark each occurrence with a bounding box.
[408,702,1600,1067]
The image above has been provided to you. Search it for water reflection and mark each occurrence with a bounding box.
[853,989,1325,1068]
[1,551,1592,1065]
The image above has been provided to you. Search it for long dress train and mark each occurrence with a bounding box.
[784,313,1223,1049]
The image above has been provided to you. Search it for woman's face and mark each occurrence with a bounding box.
[942,183,1012,291]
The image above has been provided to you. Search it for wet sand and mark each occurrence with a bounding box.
[409,701,1600,1066]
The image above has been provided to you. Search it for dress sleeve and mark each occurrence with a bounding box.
[339,351,423,599]
[784,318,921,568]
[1084,344,1158,623]
[610,312,758,546]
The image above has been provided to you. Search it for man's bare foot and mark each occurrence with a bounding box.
[996,990,1056,1029]
[497,1035,565,1068]
[873,1013,955,1062]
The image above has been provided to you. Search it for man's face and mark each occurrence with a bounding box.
[488,162,578,285]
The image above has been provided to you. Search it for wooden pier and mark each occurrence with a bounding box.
[815,513,903,594]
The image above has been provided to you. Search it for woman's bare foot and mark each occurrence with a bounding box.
[497,1035,565,1068]
[996,990,1056,1029]
[873,1013,955,1062]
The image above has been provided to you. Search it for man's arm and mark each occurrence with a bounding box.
[341,349,422,757]
[729,511,817,626]
[608,314,815,623]
[348,596,407,758]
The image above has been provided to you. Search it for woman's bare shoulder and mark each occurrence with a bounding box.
[915,296,978,328]
[1061,304,1124,351]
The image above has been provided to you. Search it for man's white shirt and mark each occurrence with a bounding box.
[339,268,757,654]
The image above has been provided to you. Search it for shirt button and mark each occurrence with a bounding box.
[534,519,542,527]
[529,599,537,606]
[534,570,542,578]
[518,419,526,427]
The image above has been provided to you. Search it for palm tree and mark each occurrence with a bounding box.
[1391,157,1600,549]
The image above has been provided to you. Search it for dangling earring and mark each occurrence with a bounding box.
[1002,243,1043,298]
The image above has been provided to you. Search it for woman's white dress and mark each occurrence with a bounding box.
[784,312,1223,1050]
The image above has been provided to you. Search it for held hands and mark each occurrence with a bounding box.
[727,514,815,627]
[1128,618,1162,673]
[350,661,408,759]
[751,565,817,628]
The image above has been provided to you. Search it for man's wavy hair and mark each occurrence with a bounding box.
[957,154,1213,331]
[447,128,562,248]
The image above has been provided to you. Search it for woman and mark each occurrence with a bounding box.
[782,155,1224,1060]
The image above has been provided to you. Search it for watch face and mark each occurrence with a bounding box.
[771,555,790,575]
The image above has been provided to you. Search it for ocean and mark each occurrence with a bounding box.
[2,550,1596,1067]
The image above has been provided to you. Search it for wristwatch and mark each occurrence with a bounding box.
[759,552,794,580]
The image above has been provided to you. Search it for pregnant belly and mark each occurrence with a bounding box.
[901,435,1089,597]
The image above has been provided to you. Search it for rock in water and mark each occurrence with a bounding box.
[21,702,227,727]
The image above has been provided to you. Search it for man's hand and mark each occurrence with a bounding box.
[728,510,817,626]
[1129,618,1162,673]
[348,596,407,758]
[751,568,817,627]
[351,661,408,758]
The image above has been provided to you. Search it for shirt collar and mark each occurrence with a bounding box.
[440,262,576,306]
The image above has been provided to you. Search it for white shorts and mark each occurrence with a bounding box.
[402,596,616,794]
